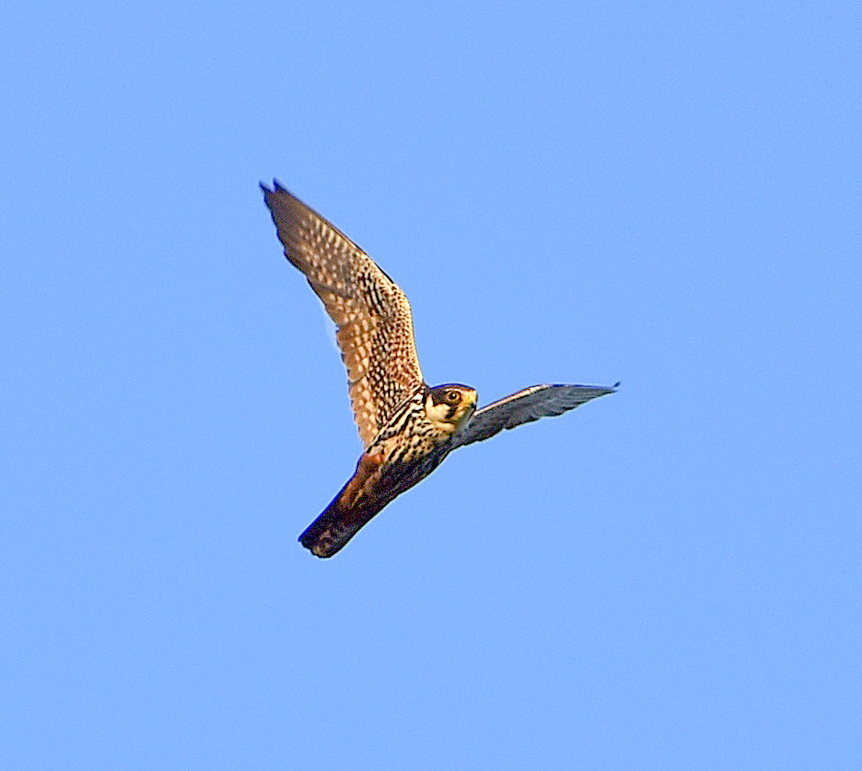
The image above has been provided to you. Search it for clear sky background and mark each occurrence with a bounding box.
[3,2,860,769]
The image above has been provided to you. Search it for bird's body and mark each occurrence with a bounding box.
[299,384,476,556]
[261,182,617,557]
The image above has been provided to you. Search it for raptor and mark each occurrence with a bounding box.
[261,182,617,557]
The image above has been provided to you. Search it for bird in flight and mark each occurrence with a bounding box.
[261,182,617,557]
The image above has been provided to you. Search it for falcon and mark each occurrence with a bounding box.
[261,182,618,558]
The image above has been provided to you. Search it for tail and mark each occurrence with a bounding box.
[299,453,387,558]
[298,492,384,558]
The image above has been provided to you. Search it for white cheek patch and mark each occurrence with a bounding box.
[424,398,463,434]
[424,399,452,426]
[424,396,476,434]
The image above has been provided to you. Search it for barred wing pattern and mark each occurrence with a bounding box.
[451,383,619,449]
[262,182,425,448]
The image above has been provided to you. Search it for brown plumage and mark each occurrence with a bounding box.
[261,183,423,448]
[262,182,618,557]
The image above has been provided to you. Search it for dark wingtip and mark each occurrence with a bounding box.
[259,179,288,196]
[613,381,621,388]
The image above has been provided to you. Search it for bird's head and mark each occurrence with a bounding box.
[425,384,478,434]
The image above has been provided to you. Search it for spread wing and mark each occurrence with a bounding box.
[451,383,619,449]
[261,182,424,448]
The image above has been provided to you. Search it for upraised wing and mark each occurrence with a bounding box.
[451,383,619,449]
[261,182,424,448]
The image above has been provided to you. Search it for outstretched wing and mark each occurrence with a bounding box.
[451,383,618,449]
[261,182,425,448]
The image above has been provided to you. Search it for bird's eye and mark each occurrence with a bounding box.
[447,391,461,403]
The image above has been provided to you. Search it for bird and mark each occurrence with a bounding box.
[261,182,618,557]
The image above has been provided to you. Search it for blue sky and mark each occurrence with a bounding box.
[3,1,860,768]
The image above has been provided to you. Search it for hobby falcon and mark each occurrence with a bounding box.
[261,182,617,558]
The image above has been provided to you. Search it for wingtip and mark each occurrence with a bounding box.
[259,179,288,195]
